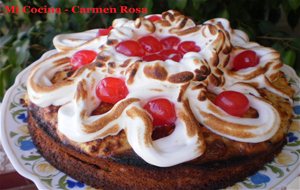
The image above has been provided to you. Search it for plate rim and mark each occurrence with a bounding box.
[0,50,58,189]
[0,61,48,189]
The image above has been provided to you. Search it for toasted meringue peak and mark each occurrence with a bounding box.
[27,10,293,167]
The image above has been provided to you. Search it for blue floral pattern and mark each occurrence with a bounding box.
[250,172,271,185]
[66,179,85,188]
[20,140,35,151]
[287,132,298,143]
[17,113,28,123]
[294,105,300,114]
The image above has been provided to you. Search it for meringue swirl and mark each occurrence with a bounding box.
[27,10,292,167]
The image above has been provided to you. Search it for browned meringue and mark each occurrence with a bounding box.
[26,10,292,167]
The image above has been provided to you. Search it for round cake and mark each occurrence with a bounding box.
[26,10,295,189]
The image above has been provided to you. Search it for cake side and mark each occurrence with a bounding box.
[28,111,286,189]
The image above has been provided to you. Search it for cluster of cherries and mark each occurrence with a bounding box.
[115,35,201,62]
[68,20,261,139]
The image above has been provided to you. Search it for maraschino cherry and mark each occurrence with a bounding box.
[214,91,250,117]
[138,36,162,53]
[115,40,145,57]
[96,26,113,37]
[232,50,260,70]
[160,49,182,62]
[115,34,201,62]
[144,98,177,140]
[96,77,129,104]
[70,50,97,70]
[178,41,201,53]
[147,15,161,22]
[160,36,180,49]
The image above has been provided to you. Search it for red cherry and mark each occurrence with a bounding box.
[96,26,113,37]
[232,50,260,70]
[70,50,97,70]
[144,98,177,127]
[160,36,180,49]
[147,15,161,22]
[96,77,129,104]
[177,41,201,54]
[116,40,145,57]
[214,91,250,117]
[143,54,165,62]
[161,49,182,62]
[138,36,163,53]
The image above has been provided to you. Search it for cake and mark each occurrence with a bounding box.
[26,10,295,189]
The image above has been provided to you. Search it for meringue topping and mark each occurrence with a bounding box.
[27,10,292,167]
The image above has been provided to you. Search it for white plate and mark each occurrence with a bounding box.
[1,59,300,189]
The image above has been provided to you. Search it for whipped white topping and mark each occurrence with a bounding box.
[28,36,106,107]
[187,82,281,142]
[53,29,99,51]
[27,10,291,167]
